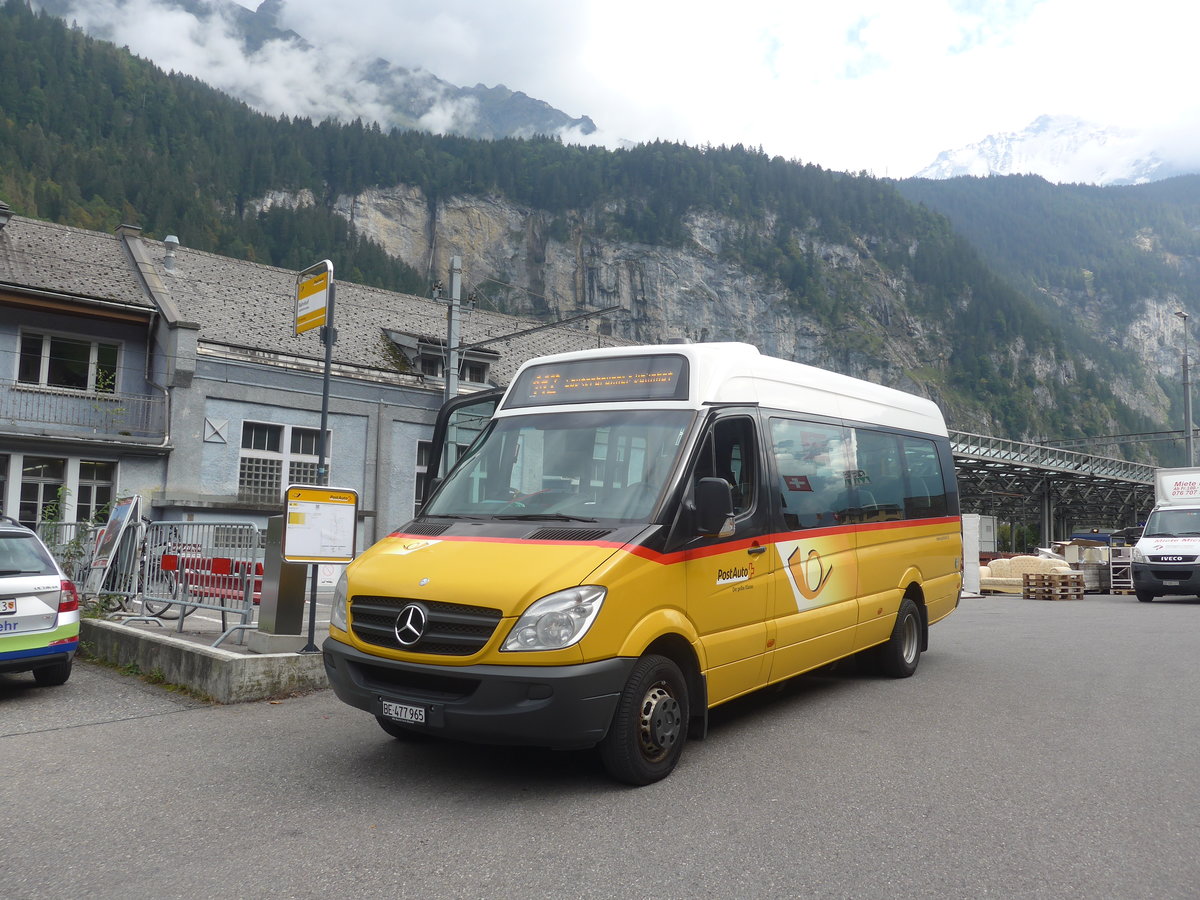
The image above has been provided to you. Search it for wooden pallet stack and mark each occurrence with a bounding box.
[1023,571,1085,601]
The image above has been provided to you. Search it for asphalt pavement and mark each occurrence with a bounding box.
[4,591,1200,899]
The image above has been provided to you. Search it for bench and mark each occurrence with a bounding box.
[160,554,263,606]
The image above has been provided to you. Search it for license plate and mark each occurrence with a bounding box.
[1,598,15,615]
[381,699,426,725]
[1164,580,1181,586]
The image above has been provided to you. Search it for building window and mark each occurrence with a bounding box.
[0,455,8,520]
[238,422,329,502]
[77,461,116,523]
[19,456,65,526]
[18,332,119,393]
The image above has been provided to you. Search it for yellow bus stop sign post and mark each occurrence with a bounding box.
[295,260,332,335]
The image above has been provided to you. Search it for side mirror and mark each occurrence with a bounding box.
[694,477,735,536]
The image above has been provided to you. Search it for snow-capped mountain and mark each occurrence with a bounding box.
[916,115,1180,185]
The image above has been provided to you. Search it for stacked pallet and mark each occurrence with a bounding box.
[1023,571,1085,601]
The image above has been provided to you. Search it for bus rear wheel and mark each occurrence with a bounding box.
[599,654,689,786]
[870,597,922,678]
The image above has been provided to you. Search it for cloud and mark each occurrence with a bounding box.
[34,0,1200,179]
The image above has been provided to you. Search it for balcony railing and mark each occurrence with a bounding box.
[0,378,167,442]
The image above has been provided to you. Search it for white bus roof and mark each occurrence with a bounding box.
[501,342,948,437]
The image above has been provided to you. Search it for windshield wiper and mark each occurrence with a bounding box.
[1143,531,1174,537]
[494,513,599,523]
[420,513,488,521]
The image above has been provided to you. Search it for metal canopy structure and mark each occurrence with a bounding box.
[951,432,1155,540]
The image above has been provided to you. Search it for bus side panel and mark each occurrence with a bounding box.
[684,542,772,706]
[853,519,963,651]
[767,533,858,682]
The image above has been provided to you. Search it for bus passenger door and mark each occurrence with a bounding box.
[680,412,773,705]
[765,417,859,681]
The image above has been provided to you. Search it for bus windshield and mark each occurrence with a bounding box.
[423,409,695,522]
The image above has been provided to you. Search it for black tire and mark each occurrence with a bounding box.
[599,654,689,786]
[33,660,72,686]
[375,716,434,742]
[871,597,923,678]
[1136,590,1154,603]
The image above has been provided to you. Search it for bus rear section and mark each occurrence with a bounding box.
[322,343,962,784]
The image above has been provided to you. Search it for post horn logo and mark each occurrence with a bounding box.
[787,547,833,601]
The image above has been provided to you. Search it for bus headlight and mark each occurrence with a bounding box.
[330,570,349,631]
[502,586,606,651]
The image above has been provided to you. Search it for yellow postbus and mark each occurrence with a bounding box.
[323,343,963,784]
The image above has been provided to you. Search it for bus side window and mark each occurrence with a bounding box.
[902,436,948,517]
[769,418,851,530]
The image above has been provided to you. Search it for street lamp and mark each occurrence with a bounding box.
[1177,310,1194,466]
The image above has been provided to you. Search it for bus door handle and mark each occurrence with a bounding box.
[747,544,767,555]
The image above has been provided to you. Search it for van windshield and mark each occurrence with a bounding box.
[1142,508,1200,537]
[423,409,694,522]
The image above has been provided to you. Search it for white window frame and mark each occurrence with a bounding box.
[238,422,331,501]
[17,330,120,394]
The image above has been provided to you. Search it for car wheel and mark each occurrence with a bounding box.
[33,660,72,686]
[1136,590,1154,603]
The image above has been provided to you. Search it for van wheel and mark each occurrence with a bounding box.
[1136,591,1154,603]
[599,655,689,785]
[871,598,922,678]
[33,660,72,686]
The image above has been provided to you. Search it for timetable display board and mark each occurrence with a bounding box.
[282,485,358,564]
[504,354,690,408]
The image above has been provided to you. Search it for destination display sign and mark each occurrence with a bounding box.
[504,354,690,408]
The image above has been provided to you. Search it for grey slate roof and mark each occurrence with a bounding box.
[142,235,632,384]
[0,214,632,385]
[0,216,153,308]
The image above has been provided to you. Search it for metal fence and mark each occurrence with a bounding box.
[69,519,265,648]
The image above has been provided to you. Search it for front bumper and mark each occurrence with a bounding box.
[322,635,635,750]
[1132,563,1200,598]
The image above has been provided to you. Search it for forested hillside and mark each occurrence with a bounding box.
[897,173,1200,325]
[0,0,1170,454]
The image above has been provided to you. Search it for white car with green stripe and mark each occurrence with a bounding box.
[0,517,80,686]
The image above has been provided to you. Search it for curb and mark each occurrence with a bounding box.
[80,619,329,703]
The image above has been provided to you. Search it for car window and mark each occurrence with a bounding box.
[0,531,59,576]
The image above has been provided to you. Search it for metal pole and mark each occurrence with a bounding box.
[1178,310,1193,467]
[301,281,335,654]
[442,256,462,475]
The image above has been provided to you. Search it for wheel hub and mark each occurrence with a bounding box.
[638,683,681,760]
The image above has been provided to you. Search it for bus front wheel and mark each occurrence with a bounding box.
[599,654,689,786]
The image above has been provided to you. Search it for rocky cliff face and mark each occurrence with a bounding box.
[262,183,1170,447]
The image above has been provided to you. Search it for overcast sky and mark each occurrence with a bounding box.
[58,0,1200,177]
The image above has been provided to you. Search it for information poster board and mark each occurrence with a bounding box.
[83,494,140,594]
[282,485,357,564]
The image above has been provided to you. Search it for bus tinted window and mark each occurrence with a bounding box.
[769,418,853,530]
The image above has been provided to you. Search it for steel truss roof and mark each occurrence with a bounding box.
[950,431,1155,529]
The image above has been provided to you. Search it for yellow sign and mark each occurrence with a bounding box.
[283,485,358,563]
[295,261,332,335]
